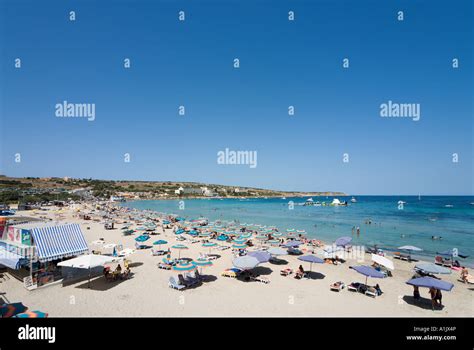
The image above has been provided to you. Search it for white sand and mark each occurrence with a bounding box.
[1,206,472,317]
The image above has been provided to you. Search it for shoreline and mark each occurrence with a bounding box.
[0,202,472,317]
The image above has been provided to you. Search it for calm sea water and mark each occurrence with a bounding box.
[122,196,474,266]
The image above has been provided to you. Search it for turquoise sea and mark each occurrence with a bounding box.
[122,196,474,266]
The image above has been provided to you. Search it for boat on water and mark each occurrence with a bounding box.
[303,198,314,206]
[331,198,348,206]
[350,197,357,203]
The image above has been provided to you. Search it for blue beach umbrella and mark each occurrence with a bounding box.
[437,249,469,259]
[350,265,385,285]
[267,247,287,256]
[406,277,454,292]
[415,262,452,275]
[335,236,352,247]
[153,240,167,250]
[247,251,271,263]
[283,240,303,248]
[175,229,185,235]
[135,235,150,242]
[232,256,260,270]
[298,255,324,277]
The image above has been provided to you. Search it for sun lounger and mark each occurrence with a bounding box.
[330,281,345,291]
[348,282,363,292]
[178,274,198,287]
[151,249,166,256]
[434,255,452,267]
[253,276,270,284]
[393,252,411,261]
[365,287,378,298]
[280,268,293,276]
[158,263,172,270]
[168,277,185,290]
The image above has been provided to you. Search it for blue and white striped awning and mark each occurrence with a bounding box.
[0,247,24,269]
[31,224,89,262]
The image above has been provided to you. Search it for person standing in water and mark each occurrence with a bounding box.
[356,226,360,237]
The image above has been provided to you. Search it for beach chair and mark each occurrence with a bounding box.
[151,249,166,256]
[347,282,361,292]
[280,268,293,276]
[178,274,197,287]
[158,263,172,270]
[185,272,200,284]
[365,287,378,298]
[330,281,345,292]
[254,276,270,284]
[168,277,185,290]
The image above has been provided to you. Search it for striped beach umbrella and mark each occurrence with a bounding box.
[232,243,247,250]
[233,238,247,244]
[171,244,188,259]
[202,242,217,253]
[240,233,252,239]
[173,261,196,272]
[272,232,283,237]
[268,239,280,245]
[14,310,48,318]
[199,231,212,237]
[192,258,213,273]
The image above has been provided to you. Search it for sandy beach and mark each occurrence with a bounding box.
[1,204,472,318]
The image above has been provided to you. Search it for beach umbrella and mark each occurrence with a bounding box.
[371,254,394,270]
[398,245,423,259]
[286,229,295,232]
[398,245,422,251]
[153,240,168,250]
[415,262,452,275]
[267,247,287,256]
[283,240,302,248]
[0,303,28,318]
[171,244,188,259]
[437,249,469,259]
[350,265,385,285]
[192,258,213,274]
[175,229,185,235]
[406,277,454,292]
[135,235,150,242]
[335,236,352,247]
[199,231,212,237]
[202,242,217,253]
[173,261,196,272]
[14,310,48,318]
[233,238,247,244]
[247,251,271,263]
[58,254,122,288]
[268,239,280,245]
[232,243,248,250]
[272,232,283,237]
[232,256,260,270]
[298,255,324,277]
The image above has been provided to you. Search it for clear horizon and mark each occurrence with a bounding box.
[1,0,472,195]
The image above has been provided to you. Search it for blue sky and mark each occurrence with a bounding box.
[1,0,472,195]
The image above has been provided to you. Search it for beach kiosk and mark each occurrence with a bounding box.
[0,222,89,290]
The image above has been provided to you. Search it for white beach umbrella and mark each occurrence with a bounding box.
[371,254,394,270]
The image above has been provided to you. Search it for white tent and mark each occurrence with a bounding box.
[58,254,122,287]
[371,254,394,270]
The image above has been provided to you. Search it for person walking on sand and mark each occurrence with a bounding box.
[461,266,469,283]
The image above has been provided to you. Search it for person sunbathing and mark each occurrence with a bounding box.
[295,265,305,279]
